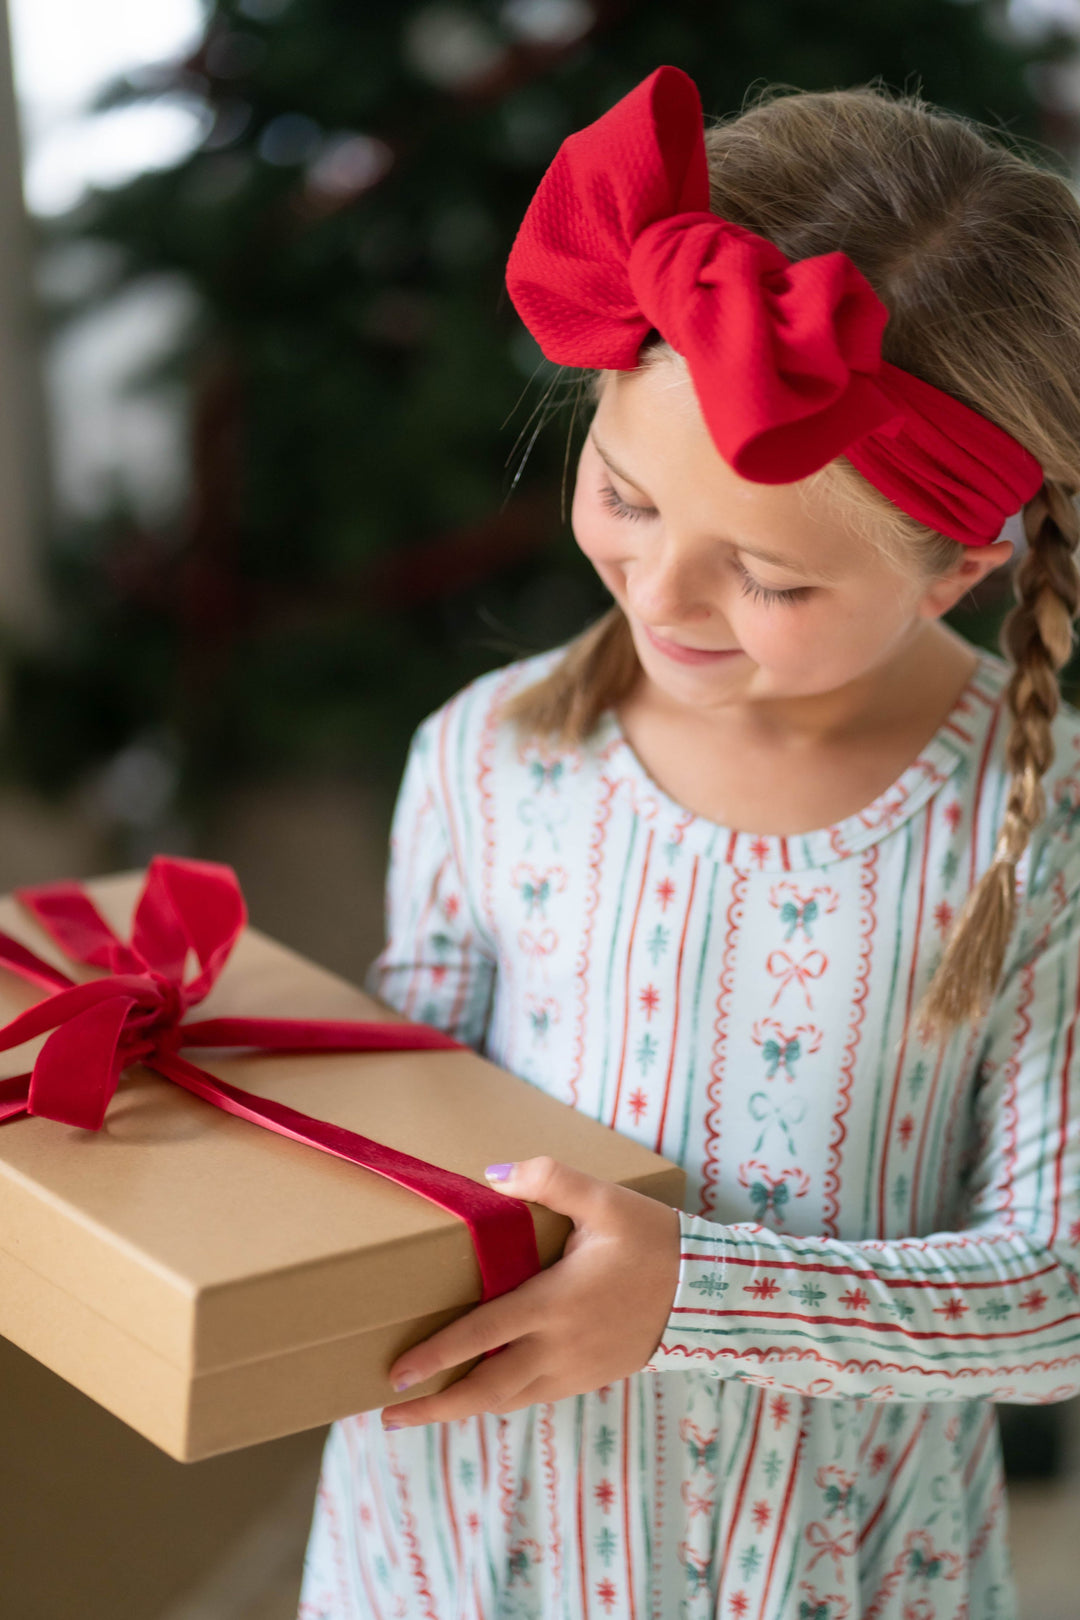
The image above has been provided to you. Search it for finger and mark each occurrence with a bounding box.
[384,1336,538,1427]
[388,1265,555,1392]
[485,1154,612,1226]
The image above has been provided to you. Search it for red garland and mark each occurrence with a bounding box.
[0,855,542,1310]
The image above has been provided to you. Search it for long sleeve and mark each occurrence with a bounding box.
[643,871,1080,1404]
[364,711,497,1052]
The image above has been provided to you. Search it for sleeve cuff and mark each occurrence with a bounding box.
[642,1208,733,1373]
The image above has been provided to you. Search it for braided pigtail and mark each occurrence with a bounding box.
[913,479,1080,1040]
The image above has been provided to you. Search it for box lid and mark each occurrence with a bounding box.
[0,871,686,1377]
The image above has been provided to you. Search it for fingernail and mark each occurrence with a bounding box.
[393,1370,421,1391]
[485,1162,514,1181]
[383,1421,402,1430]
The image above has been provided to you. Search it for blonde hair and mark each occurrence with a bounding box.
[500,79,1080,1040]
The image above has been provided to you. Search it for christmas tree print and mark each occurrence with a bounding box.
[974,1298,1012,1321]
[688,1272,729,1299]
[739,1543,762,1579]
[594,1526,618,1566]
[881,1298,916,1321]
[790,1279,827,1309]
[594,1425,616,1465]
[635,1031,660,1074]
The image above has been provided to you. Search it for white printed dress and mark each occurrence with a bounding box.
[297,638,1080,1620]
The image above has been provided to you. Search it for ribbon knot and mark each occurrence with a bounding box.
[0,855,543,1309]
[118,970,187,1065]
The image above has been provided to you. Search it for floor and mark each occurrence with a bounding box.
[161,1403,1080,1620]
[1005,1400,1080,1620]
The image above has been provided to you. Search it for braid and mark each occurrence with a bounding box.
[914,479,1080,1039]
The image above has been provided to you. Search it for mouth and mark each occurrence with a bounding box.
[641,624,742,665]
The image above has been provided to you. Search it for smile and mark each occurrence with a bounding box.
[642,624,743,665]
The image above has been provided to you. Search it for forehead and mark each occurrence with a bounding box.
[591,363,866,580]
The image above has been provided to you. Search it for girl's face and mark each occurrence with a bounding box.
[570,357,1012,725]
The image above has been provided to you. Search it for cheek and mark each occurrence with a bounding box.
[571,487,628,582]
[737,594,906,687]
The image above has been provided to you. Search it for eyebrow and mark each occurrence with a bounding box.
[589,430,841,581]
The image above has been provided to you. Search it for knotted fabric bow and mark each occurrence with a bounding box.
[505,64,1044,546]
[0,855,541,1307]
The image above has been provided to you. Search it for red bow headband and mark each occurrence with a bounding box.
[505,64,1044,547]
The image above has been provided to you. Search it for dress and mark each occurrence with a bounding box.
[297,638,1080,1620]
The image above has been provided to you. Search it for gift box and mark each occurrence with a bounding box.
[0,865,685,1462]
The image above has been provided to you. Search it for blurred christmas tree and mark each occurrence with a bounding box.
[0,0,1074,849]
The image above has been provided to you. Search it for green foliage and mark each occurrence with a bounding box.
[2,0,1063,834]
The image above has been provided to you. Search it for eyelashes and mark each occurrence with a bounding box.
[733,566,812,608]
[597,480,652,523]
[596,479,813,607]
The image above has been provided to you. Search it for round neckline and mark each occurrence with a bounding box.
[593,648,1009,872]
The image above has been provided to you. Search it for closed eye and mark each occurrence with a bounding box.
[732,559,813,607]
[598,480,813,606]
[598,480,653,522]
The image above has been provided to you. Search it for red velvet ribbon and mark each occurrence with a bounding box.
[0,855,542,1311]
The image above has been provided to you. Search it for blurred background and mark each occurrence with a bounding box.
[0,1,1079,1616]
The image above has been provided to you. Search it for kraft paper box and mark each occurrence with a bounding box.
[0,870,686,1463]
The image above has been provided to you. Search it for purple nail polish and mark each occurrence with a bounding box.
[485,1162,514,1180]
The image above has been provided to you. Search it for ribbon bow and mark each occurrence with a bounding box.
[0,856,541,1308]
[805,1522,857,1579]
[505,64,1044,545]
[766,947,828,1008]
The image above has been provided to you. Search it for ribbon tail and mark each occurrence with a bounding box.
[29,995,136,1130]
[177,1016,467,1053]
[0,1072,31,1122]
[151,1050,541,1301]
[16,880,141,974]
[0,929,77,995]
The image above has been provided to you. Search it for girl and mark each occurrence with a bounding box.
[298,65,1080,1620]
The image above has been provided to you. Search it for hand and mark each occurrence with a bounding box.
[382,1155,681,1427]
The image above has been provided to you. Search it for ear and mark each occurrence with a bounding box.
[915,537,1014,621]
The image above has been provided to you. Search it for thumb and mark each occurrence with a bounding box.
[483,1154,604,1219]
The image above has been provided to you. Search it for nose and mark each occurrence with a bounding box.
[624,537,714,626]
